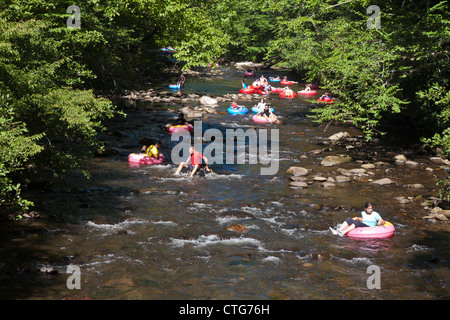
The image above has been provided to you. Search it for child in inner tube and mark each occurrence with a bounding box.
[282,76,298,84]
[255,98,266,110]
[319,92,332,100]
[140,141,162,158]
[162,113,188,131]
[330,202,385,236]
[282,86,294,96]
[175,145,211,177]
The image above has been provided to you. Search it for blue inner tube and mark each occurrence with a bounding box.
[269,78,281,82]
[169,84,182,90]
[228,106,249,114]
[252,106,274,113]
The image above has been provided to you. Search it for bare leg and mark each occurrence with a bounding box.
[175,162,187,174]
[190,164,200,177]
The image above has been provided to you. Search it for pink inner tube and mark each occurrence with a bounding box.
[345,221,395,239]
[166,124,194,133]
[309,84,320,90]
[280,91,297,98]
[239,88,255,94]
[128,153,165,165]
[252,114,277,123]
[244,72,255,77]
[298,90,317,96]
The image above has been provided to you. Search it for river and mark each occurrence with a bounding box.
[0,65,448,300]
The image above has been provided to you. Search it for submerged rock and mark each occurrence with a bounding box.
[289,181,308,188]
[371,178,394,185]
[320,155,352,167]
[227,224,249,233]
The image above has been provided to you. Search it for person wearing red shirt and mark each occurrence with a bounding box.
[175,145,210,177]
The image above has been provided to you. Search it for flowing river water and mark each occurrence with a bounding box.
[0,65,448,300]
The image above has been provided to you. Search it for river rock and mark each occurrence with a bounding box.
[187,111,204,118]
[395,196,411,204]
[287,166,309,176]
[313,176,327,182]
[40,267,58,274]
[422,213,448,221]
[226,224,249,233]
[289,181,308,188]
[320,155,352,167]
[430,157,445,164]
[361,163,375,169]
[349,168,367,175]
[198,96,218,106]
[322,182,336,188]
[394,154,407,163]
[337,168,352,176]
[405,160,419,166]
[371,178,394,185]
[290,176,308,181]
[429,207,450,218]
[335,175,351,183]
[328,132,350,143]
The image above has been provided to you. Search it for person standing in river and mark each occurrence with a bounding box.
[330,202,385,236]
[177,73,186,87]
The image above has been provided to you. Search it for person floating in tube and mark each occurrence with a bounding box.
[162,113,188,131]
[256,104,277,123]
[175,145,211,177]
[330,202,385,236]
[140,141,162,158]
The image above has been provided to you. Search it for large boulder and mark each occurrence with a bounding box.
[198,96,218,106]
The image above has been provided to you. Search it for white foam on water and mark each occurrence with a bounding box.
[262,256,281,263]
[332,255,374,265]
[86,218,148,230]
[170,234,261,248]
[407,244,432,253]
[86,219,176,234]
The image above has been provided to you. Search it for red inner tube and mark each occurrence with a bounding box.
[280,91,297,98]
[280,80,294,85]
[239,88,255,94]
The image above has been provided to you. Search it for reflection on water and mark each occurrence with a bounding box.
[0,66,448,300]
